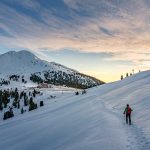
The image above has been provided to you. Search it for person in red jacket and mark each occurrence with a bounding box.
[124,104,133,125]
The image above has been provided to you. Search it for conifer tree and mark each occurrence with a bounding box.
[121,75,123,80]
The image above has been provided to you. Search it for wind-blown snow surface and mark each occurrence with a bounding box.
[0,71,150,150]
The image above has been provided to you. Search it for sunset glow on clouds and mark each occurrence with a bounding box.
[0,0,150,82]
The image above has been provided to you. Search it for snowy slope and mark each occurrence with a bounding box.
[96,70,150,141]
[0,70,150,150]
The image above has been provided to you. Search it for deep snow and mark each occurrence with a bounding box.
[0,70,150,150]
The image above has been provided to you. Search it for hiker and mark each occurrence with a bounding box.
[123,104,133,125]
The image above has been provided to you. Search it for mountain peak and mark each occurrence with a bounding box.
[0,50,44,74]
[17,50,37,57]
[0,50,76,75]
[1,50,37,58]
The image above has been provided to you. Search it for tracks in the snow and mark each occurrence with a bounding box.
[125,124,150,150]
[98,98,150,150]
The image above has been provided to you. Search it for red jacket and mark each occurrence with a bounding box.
[124,107,132,115]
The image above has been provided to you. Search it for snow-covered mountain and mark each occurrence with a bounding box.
[0,50,104,88]
[0,50,77,74]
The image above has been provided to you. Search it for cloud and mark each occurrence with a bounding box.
[0,0,150,69]
[99,27,114,37]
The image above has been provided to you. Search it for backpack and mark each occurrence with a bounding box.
[127,107,132,114]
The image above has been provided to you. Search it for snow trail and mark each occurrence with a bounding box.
[102,99,150,150]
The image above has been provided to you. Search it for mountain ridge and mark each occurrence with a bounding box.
[0,50,104,88]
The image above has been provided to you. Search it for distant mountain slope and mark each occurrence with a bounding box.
[0,50,104,88]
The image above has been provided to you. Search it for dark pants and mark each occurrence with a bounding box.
[126,114,131,125]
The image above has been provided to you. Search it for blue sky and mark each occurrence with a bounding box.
[0,0,150,82]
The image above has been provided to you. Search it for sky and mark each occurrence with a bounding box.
[0,0,150,82]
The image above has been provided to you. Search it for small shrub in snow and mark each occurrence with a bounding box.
[29,98,37,111]
[40,101,44,107]
[0,105,3,111]
[3,110,14,120]
[21,108,24,114]
[75,91,79,95]
[17,101,20,109]
[24,93,28,106]
[29,103,37,111]
[13,101,17,108]
[82,90,86,94]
